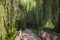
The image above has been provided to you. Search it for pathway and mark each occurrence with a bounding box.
[15,29,42,40]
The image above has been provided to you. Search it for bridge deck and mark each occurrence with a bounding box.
[15,29,42,40]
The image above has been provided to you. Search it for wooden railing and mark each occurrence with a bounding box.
[39,29,60,40]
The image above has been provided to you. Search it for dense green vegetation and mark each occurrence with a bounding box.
[0,0,60,40]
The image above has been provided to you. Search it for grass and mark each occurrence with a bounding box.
[27,26,39,36]
[30,29,39,36]
[7,27,17,40]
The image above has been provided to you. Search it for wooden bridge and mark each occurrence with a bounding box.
[15,29,42,40]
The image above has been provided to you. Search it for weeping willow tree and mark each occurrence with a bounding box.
[54,0,60,32]
[0,1,7,40]
[0,0,60,40]
[38,0,60,29]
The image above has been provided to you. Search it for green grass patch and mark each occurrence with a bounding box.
[7,27,17,40]
[30,29,39,36]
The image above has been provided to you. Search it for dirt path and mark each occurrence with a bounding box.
[15,29,42,40]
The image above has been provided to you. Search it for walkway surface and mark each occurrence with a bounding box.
[15,29,42,40]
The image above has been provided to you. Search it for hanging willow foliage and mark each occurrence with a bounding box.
[0,0,60,40]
